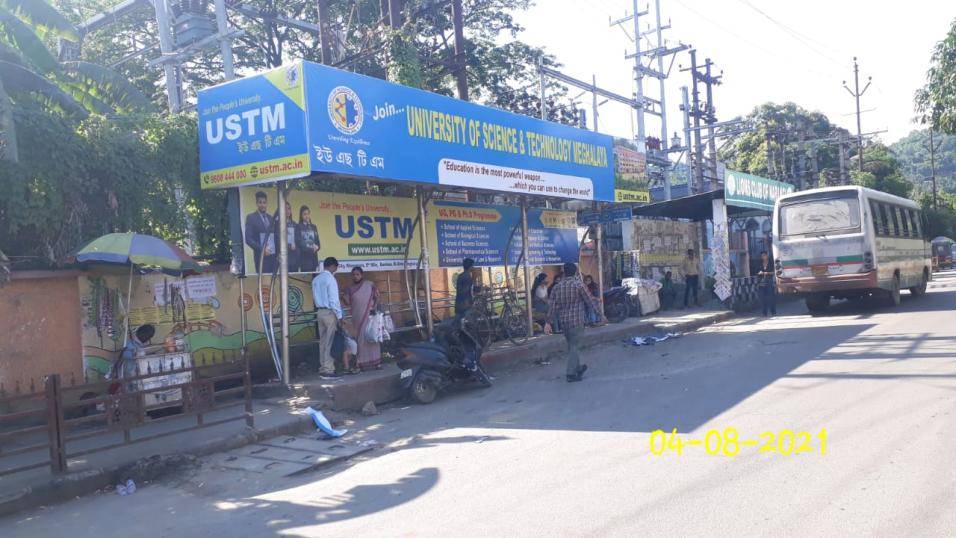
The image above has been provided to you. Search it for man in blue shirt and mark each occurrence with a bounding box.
[312,257,342,378]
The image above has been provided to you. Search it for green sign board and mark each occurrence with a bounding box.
[724,170,794,211]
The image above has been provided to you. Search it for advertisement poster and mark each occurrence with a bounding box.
[428,200,579,268]
[238,188,579,275]
[201,61,616,201]
[238,188,421,275]
[613,140,650,203]
[198,63,310,188]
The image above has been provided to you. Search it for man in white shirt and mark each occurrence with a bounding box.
[312,256,342,378]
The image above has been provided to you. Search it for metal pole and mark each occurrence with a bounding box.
[239,276,247,350]
[213,0,235,80]
[704,59,718,190]
[151,0,181,112]
[520,197,533,336]
[538,55,547,120]
[417,187,434,337]
[452,0,469,101]
[594,203,605,318]
[690,50,704,191]
[631,0,645,148]
[930,129,938,210]
[853,58,864,172]
[654,0,668,152]
[681,86,693,188]
[317,0,333,64]
[277,184,290,385]
[591,74,599,132]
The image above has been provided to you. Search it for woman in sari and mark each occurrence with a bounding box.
[343,266,382,370]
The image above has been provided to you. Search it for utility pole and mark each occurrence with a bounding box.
[213,0,235,80]
[927,128,941,209]
[592,74,599,132]
[538,55,547,120]
[843,57,871,172]
[151,0,181,112]
[688,50,704,190]
[451,0,468,100]
[317,0,333,64]
[388,0,404,28]
[630,0,646,147]
[681,86,693,187]
[702,58,721,190]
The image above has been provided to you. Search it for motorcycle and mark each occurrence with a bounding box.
[603,282,642,323]
[395,316,492,404]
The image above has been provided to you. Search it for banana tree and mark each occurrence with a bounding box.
[0,0,155,161]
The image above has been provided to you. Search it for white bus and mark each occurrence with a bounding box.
[772,186,931,312]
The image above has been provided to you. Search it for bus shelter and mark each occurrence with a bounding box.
[631,171,794,308]
[197,60,618,383]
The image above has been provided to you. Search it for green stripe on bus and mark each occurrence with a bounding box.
[836,255,865,263]
[781,259,809,267]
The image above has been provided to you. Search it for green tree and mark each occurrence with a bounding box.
[891,128,956,194]
[848,143,912,198]
[915,18,956,134]
[720,102,851,187]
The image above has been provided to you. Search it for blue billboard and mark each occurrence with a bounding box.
[430,200,579,267]
[198,60,616,201]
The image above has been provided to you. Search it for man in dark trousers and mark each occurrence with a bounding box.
[545,262,592,383]
[455,258,477,317]
[244,191,276,273]
[757,250,777,316]
[681,249,700,307]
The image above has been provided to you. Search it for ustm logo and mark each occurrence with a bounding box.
[328,86,363,135]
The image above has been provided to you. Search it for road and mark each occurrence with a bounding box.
[5,271,956,537]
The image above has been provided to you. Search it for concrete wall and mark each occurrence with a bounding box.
[0,272,84,391]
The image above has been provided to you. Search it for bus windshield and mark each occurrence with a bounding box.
[779,194,862,237]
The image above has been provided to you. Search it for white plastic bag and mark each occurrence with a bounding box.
[364,312,382,343]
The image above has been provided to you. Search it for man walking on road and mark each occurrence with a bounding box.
[312,257,342,379]
[681,249,700,308]
[545,262,592,383]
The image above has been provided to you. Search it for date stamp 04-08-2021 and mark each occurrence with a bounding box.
[649,428,828,457]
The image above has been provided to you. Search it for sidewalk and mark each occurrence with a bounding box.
[271,304,734,411]
[0,304,731,517]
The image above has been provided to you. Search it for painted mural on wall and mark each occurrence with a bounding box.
[79,269,317,381]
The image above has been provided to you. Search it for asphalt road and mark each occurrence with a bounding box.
[6,271,956,537]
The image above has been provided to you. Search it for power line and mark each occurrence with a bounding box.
[669,0,840,80]
[734,0,844,67]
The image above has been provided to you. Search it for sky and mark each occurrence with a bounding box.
[512,0,955,145]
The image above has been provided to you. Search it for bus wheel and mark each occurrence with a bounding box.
[909,272,928,297]
[805,293,829,312]
[885,275,901,307]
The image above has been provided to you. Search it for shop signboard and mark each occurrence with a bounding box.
[724,170,794,212]
[202,61,616,201]
[612,141,650,203]
[237,188,578,275]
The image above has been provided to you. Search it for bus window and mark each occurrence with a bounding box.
[779,194,862,237]
[911,210,922,238]
[888,205,901,237]
[877,203,891,236]
[870,201,885,235]
[900,207,910,236]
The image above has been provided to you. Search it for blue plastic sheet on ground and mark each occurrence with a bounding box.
[305,407,348,438]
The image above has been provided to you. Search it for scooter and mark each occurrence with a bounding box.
[396,316,492,404]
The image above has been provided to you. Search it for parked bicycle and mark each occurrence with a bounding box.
[464,285,530,348]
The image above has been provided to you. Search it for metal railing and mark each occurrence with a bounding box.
[0,355,252,477]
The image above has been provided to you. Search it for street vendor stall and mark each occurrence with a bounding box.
[69,233,204,411]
